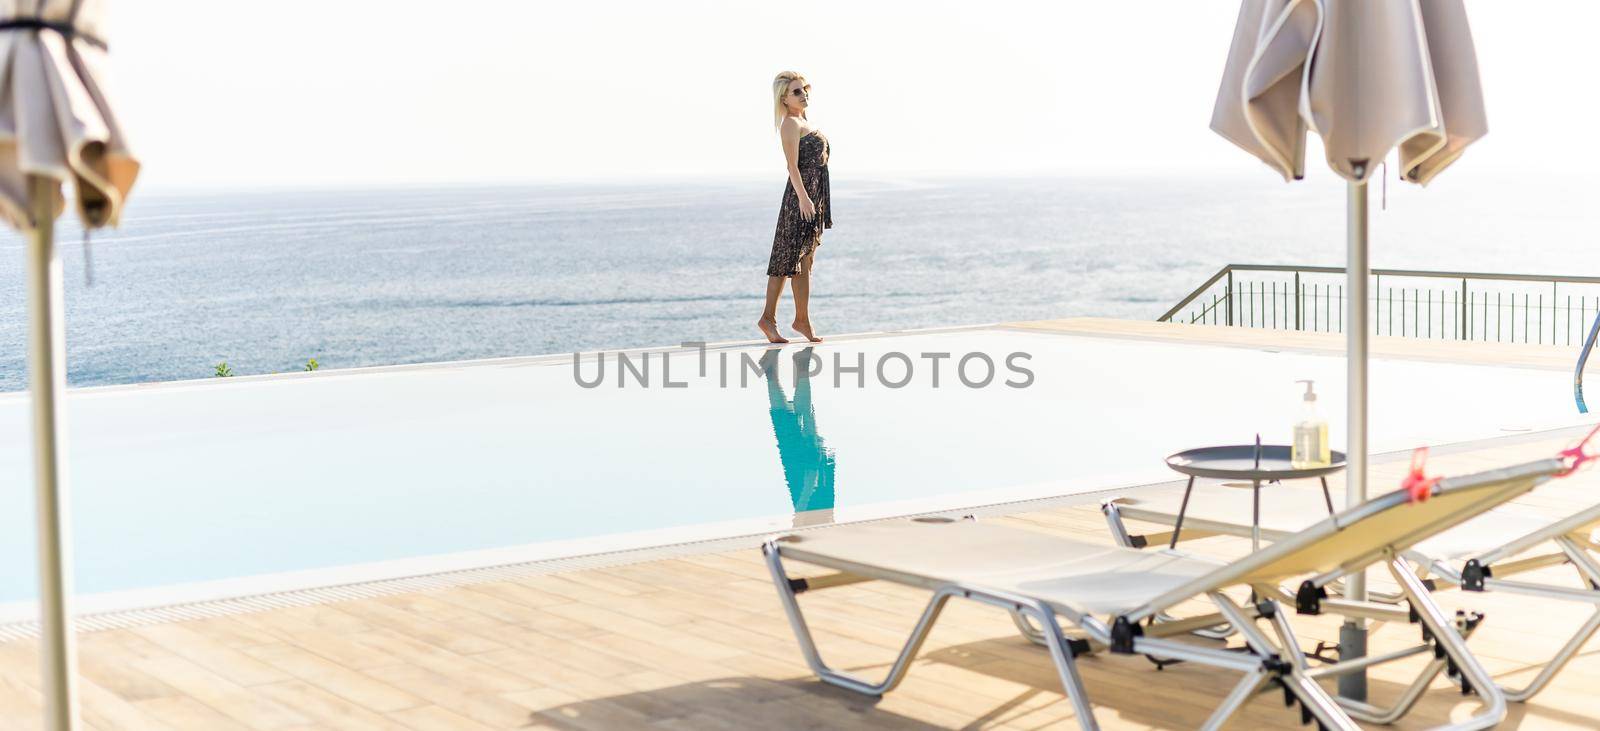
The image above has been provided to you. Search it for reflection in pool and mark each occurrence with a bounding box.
[762,347,837,527]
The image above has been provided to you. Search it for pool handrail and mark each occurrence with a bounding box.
[1576,310,1600,413]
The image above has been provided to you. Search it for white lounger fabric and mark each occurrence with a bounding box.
[775,521,1223,616]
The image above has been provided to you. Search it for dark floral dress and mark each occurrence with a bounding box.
[767,130,831,277]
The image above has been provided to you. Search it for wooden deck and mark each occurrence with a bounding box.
[4,319,1600,730]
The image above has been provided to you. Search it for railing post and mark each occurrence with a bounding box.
[1294,272,1301,330]
[1226,270,1234,326]
[1459,279,1467,340]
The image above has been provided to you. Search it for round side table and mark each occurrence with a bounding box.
[1165,445,1348,551]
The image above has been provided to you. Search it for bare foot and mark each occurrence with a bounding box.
[758,317,789,344]
[791,320,822,342]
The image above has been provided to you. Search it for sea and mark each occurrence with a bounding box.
[0,173,1594,392]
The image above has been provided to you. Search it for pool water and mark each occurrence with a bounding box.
[0,327,1584,603]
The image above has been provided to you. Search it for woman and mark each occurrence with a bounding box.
[760,70,831,344]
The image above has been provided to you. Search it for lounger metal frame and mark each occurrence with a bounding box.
[761,460,1561,731]
[1104,472,1600,704]
[1406,516,1600,702]
[763,538,1364,730]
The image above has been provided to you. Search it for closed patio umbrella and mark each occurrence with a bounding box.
[1,1,139,728]
[1210,0,1486,702]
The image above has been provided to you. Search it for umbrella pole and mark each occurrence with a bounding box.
[1339,176,1370,702]
[25,174,81,731]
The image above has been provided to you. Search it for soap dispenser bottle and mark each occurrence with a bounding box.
[1292,379,1330,468]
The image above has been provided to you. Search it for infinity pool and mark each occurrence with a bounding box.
[0,326,1585,604]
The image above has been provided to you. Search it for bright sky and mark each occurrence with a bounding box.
[110,2,1595,189]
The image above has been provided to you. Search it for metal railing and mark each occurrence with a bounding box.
[1159,264,1600,346]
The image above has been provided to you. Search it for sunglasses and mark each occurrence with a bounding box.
[791,86,811,97]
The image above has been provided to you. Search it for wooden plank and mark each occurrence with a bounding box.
[359,665,542,729]
[128,624,290,687]
[78,679,175,731]
[131,696,254,731]
[238,643,424,714]
[126,655,310,730]
[0,670,42,731]
[253,681,404,731]
[385,705,500,731]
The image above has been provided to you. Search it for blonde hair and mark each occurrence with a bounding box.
[772,71,807,131]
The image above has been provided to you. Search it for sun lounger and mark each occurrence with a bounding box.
[764,459,1564,730]
[1104,460,1600,705]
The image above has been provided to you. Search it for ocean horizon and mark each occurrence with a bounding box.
[0,173,1594,393]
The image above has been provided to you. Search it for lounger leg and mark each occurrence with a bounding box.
[1422,539,1600,703]
[1101,501,1137,549]
[763,542,949,696]
[1208,592,1278,658]
[1270,574,1450,723]
[1136,630,1360,729]
[1008,607,1048,646]
[1388,558,1507,730]
[1503,609,1600,702]
[1560,535,1600,588]
[1481,536,1600,702]
[1280,674,1362,731]
[1326,644,1452,724]
[1206,593,1360,731]
[1483,541,1600,700]
[1005,607,1107,653]
[1198,667,1273,731]
[1020,604,1100,730]
[1193,605,1279,731]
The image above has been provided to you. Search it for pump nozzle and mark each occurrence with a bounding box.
[1296,379,1316,402]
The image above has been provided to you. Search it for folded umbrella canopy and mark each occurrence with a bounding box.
[1212,0,1487,184]
[1209,0,1485,702]
[1,1,138,728]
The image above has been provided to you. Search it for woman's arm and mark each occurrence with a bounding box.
[780,119,815,221]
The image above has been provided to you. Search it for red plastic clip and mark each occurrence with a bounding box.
[1556,423,1600,477]
[1401,447,1440,503]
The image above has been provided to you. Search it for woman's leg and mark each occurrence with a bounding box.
[759,275,789,343]
[790,252,821,342]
